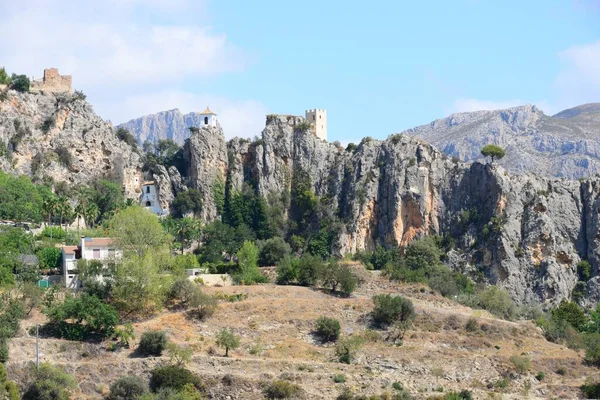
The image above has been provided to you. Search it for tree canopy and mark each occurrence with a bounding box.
[480,144,505,162]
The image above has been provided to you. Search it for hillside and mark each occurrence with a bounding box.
[6,268,595,399]
[404,104,600,179]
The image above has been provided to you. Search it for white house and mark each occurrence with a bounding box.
[140,181,167,216]
[198,106,219,128]
[61,237,121,289]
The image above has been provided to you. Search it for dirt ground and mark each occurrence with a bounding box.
[7,266,600,399]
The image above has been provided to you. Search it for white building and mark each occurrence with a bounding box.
[140,181,167,216]
[305,109,327,141]
[61,237,121,289]
[199,106,219,128]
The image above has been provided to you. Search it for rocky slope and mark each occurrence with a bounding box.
[117,109,206,145]
[404,103,600,179]
[0,89,143,198]
[164,116,600,307]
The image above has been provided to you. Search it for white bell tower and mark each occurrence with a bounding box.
[199,106,218,127]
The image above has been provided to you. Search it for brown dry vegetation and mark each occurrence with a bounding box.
[6,266,600,399]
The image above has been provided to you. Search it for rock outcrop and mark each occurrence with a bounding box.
[404,103,600,179]
[0,90,142,198]
[177,115,600,306]
[117,109,207,146]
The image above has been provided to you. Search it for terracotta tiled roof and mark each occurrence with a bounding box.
[142,181,155,186]
[83,238,113,247]
[201,106,216,115]
[62,246,78,254]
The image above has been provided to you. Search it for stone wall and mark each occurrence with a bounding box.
[30,68,72,94]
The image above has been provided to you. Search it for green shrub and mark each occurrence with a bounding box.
[584,332,600,366]
[535,371,545,381]
[315,316,341,342]
[22,363,76,400]
[107,376,148,400]
[556,367,566,375]
[335,336,364,364]
[319,260,358,296]
[116,127,137,147]
[233,241,268,285]
[37,247,62,270]
[577,260,592,281]
[149,365,202,393]
[259,237,291,267]
[139,330,167,356]
[216,328,240,357]
[552,301,587,330]
[509,355,530,374]
[480,144,505,162]
[371,294,416,329]
[10,74,29,92]
[263,380,301,399]
[476,286,516,320]
[582,377,600,398]
[333,374,346,383]
[443,391,473,400]
[465,318,479,332]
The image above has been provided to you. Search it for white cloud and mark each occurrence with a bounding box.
[449,98,525,113]
[555,40,600,106]
[103,90,268,139]
[0,0,266,137]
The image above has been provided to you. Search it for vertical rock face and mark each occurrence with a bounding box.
[175,115,600,306]
[0,90,142,198]
[183,125,228,221]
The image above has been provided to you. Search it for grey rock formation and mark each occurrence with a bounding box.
[0,90,142,198]
[404,103,600,179]
[178,116,600,307]
[117,109,207,146]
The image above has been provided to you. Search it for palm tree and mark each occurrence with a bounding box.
[175,217,200,254]
[57,196,70,231]
[42,195,58,239]
[74,202,85,233]
[85,203,100,229]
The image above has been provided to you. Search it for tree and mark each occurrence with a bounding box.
[149,365,202,393]
[166,342,193,366]
[116,127,137,147]
[0,67,10,85]
[107,376,148,400]
[139,330,167,356]
[233,241,266,284]
[9,74,29,92]
[315,316,341,342]
[108,206,171,258]
[37,247,61,270]
[480,144,505,163]
[335,336,364,364]
[371,294,416,330]
[216,328,240,357]
[259,237,291,267]
[42,195,58,239]
[172,189,203,218]
[173,218,201,254]
[552,301,587,331]
[318,260,358,296]
[0,364,19,400]
[44,293,119,340]
[22,363,76,400]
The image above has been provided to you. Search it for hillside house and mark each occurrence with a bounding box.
[61,237,121,289]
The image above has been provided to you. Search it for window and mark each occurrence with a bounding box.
[93,249,100,259]
[313,115,316,121]
[146,186,150,193]
[319,115,322,119]
[146,201,151,207]
[204,116,208,124]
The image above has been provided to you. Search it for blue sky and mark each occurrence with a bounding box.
[1,0,599,142]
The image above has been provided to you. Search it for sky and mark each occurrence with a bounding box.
[1,0,599,143]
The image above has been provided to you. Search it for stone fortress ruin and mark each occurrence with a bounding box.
[30,68,72,94]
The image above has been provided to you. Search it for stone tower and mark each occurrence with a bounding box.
[199,106,219,128]
[30,68,72,94]
[305,109,327,141]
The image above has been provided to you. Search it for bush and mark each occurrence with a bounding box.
[172,189,203,218]
[535,371,545,381]
[582,377,600,399]
[333,374,346,383]
[315,316,341,342]
[40,225,66,239]
[37,247,62,270]
[169,278,200,308]
[263,380,301,399]
[10,74,29,92]
[465,318,479,332]
[149,365,202,393]
[577,260,592,281]
[259,237,291,267]
[116,127,137,147]
[55,146,73,168]
[139,330,167,356]
[187,290,217,320]
[107,376,148,400]
[44,293,118,340]
[319,260,358,296]
[509,355,530,374]
[233,241,268,285]
[371,294,416,328]
[335,336,364,364]
[584,332,600,366]
[22,363,76,400]
[216,328,240,357]
[552,301,587,331]
[476,286,516,320]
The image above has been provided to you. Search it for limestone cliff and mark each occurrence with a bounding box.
[117,109,206,146]
[175,115,600,307]
[0,89,142,198]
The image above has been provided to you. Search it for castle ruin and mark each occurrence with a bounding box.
[305,109,327,141]
[30,68,72,94]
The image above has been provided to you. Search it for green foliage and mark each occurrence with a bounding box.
[216,328,240,357]
[263,380,301,399]
[582,377,600,398]
[162,216,200,253]
[469,286,517,320]
[187,290,217,321]
[172,189,203,217]
[295,120,311,132]
[223,184,272,240]
[584,332,600,366]
[480,144,505,162]
[44,293,119,340]
[371,294,416,329]
[335,335,364,364]
[318,260,358,296]
[9,74,30,92]
[577,260,592,281]
[166,342,193,366]
[55,145,73,168]
[0,171,50,222]
[509,355,530,374]
[112,323,135,349]
[40,225,66,239]
[259,237,291,267]
[233,240,267,284]
[109,206,171,257]
[0,67,10,85]
[116,127,137,147]
[275,254,324,286]
[535,371,545,381]
[107,376,148,400]
[315,316,341,342]
[552,301,587,330]
[37,247,61,270]
[22,362,76,400]
[198,221,251,264]
[139,330,167,356]
[73,90,87,101]
[289,168,319,235]
[149,365,202,393]
[40,117,55,134]
[333,374,346,383]
[345,143,358,153]
[168,278,201,308]
[213,177,225,216]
